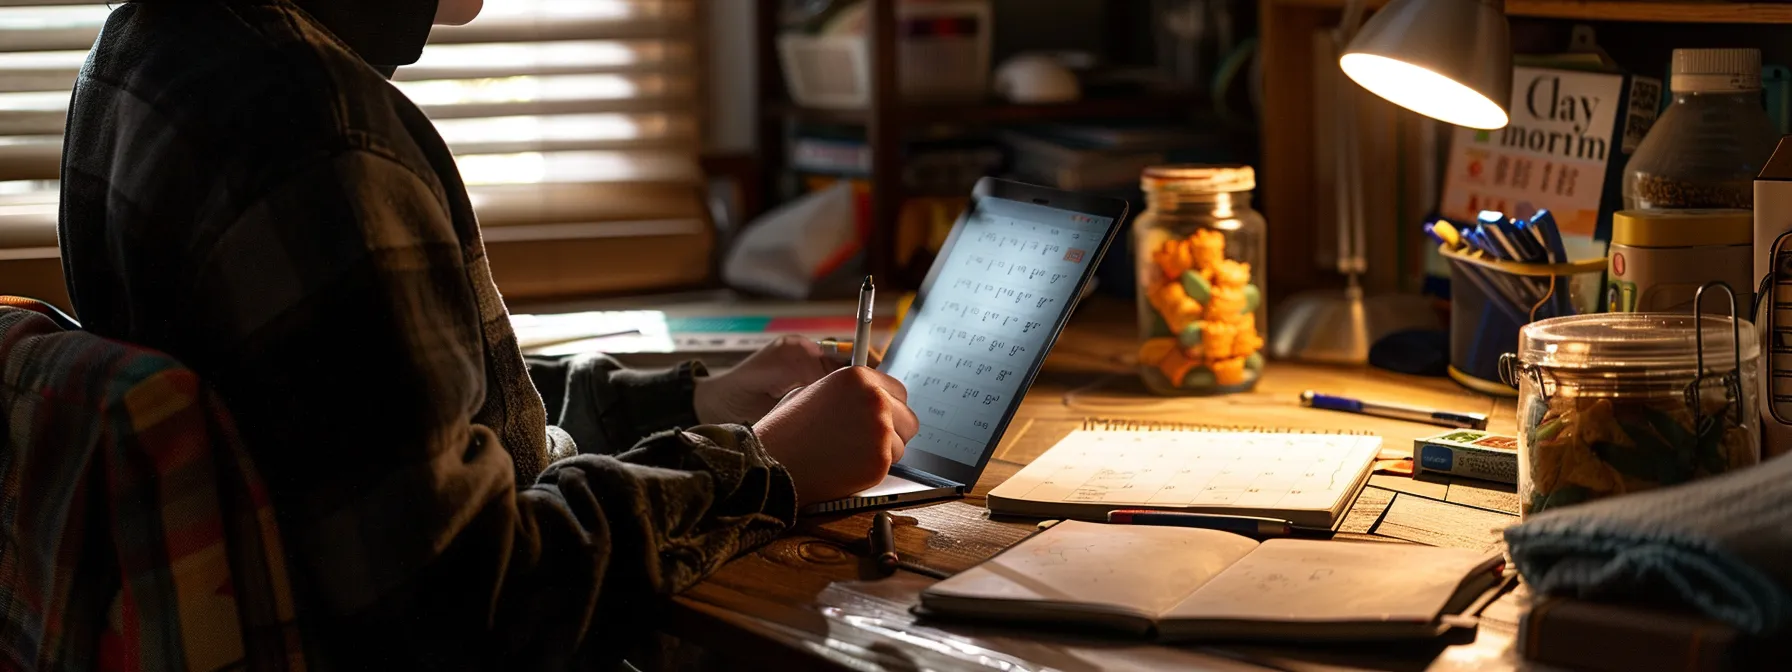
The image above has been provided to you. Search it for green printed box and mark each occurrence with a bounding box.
[1414,429,1519,484]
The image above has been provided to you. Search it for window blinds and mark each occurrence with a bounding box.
[0,0,711,300]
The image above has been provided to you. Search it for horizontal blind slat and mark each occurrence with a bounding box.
[470,182,704,227]
[0,3,109,52]
[0,136,59,180]
[0,1,108,7]
[458,149,700,186]
[396,39,693,81]
[394,72,695,119]
[429,0,694,44]
[2,40,698,92]
[436,111,698,155]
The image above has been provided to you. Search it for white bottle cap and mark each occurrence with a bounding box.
[1671,48,1762,93]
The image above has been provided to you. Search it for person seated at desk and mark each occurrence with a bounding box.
[53,0,918,667]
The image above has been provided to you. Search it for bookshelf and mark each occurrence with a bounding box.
[1259,0,1792,300]
[752,0,1208,288]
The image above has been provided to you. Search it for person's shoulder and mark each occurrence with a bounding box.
[84,1,437,181]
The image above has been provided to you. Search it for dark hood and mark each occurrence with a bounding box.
[293,0,439,76]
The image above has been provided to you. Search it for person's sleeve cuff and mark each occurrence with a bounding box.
[608,360,706,438]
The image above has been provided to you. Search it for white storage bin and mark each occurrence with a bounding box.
[778,0,991,109]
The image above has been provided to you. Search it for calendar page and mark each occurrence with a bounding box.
[994,430,1383,512]
[883,198,1114,466]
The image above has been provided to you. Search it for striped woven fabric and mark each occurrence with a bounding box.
[0,307,304,671]
[0,296,78,330]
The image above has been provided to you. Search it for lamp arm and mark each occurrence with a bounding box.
[1337,0,1368,44]
[1333,0,1369,278]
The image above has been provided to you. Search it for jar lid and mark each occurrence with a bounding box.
[1610,209,1753,247]
[1142,164,1255,193]
[1671,48,1762,93]
[1520,313,1758,372]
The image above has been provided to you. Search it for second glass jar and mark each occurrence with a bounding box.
[1508,312,1761,519]
[1135,165,1268,395]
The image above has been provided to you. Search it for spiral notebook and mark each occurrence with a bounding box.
[987,420,1382,529]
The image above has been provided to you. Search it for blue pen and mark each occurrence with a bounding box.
[1526,219,1549,250]
[1463,226,1540,311]
[1483,223,1528,262]
[1498,217,1546,262]
[1530,210,1576,316]
[1514,217,1550,260]
[1485,218,1556,304]
[1477,211,1539,262]
[1107,510,1295,537]
[1530,210,1570,263]
[1423,219,1445,246]
[1300,390,1490,429]
[1463,229,1496,259]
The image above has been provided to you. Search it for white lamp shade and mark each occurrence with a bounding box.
[1340,0,1512,130]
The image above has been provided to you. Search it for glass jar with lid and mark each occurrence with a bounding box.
[1622,48,1779,210]
[1135,165,1268,395]
[1503,310,1760,519]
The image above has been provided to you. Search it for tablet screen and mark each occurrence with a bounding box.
[883,197,1117,467]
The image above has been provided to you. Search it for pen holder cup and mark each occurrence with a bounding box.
[1440,245,1607,396]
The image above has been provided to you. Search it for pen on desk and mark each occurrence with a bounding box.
[852,275,874,367]
[1300,390,1490,430]
[1107,510,1294,537]
[869,511,898,575]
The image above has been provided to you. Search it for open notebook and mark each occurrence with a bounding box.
[919,521,1505,642]
[988,424,1383,528]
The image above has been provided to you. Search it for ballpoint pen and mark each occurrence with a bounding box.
[1300,390,1490,429]
[1106,510,1296,537]
[853,275,874,367]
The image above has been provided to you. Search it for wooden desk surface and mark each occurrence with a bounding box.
[667,299,1527,671]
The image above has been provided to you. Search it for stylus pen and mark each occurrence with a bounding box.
[1300,390,1489,430]
[852,275,874,367]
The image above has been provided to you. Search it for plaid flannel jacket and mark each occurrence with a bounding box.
[0,306,304,671]
[55,1,796,667]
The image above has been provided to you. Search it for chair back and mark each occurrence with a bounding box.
[0,306,304,671]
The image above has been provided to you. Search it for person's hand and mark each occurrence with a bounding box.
[754,366,919,505]
[693,336,840,425]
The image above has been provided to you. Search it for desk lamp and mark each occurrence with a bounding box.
[1340,0,1512,130]
[1268,0,1511,364]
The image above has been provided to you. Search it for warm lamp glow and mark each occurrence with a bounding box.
[1339,53,1508,130]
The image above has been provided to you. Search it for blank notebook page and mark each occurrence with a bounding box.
[1164,539,1495,623]
[924,521,1259,617]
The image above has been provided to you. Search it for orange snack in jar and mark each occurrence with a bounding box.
[1146,236,1189,281]
[1210,356,1247,386]
[1138,337,1179,366]
[1150,240,1183,281]
[1208,285,1247,318]
[1189,229,1226,271]
[1231,313,1264,358]
[1148,281,1203,333]
[1200,320,1237,362]
[1213,259,1251,288]
[1157,347,1197,386]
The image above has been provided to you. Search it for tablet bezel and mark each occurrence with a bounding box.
[883,177,1130,488]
